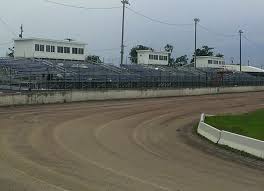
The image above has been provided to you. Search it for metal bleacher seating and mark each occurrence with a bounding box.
[0,58,264,90]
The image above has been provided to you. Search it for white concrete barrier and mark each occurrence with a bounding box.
[197,122,221,144]
[218,131,264,159]
[0,86,264,107]
[200,113,205,122]
[198,114,264,159]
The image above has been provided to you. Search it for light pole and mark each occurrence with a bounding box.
[120,0,130,66]
[194,18,200,68]
[239,30,243,72]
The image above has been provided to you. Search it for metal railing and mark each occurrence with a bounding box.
[1,72,264,92]
[1,58,264,92]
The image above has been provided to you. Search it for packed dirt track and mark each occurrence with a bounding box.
[0,92,264,191]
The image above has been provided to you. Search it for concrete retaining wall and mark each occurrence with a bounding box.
[0,86,264,107]
[200,113,205,122]
[198,122,221,143]
[198,114,264,159]
[218,131,264,159]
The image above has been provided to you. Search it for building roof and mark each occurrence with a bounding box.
[136,49,169,54]
[14,37,87,45]
[196,56,225,60]
[203,64,264,73]
[242,66,264,73]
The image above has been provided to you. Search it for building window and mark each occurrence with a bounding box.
[213,60,218,64]
[64,47,70,54]
[208,60,212,64]
[78,48,84,55]
[154,55,158,60]
[46,45,51,52]
[40,45,44,52]
[35,44,40,51]
[57,46,64,53]
[149,54,154,60]
[72,48,78,54]
[51,46,55,52]
[159,56,168,61]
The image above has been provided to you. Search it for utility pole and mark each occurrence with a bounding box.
[120,0,130,66]
[239,30,243,72]
[19,24,23,38]
[194,18,200,68]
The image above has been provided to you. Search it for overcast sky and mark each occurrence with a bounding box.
[0,0,263,66]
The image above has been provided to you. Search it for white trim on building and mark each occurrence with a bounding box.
[14,38,87,61]
[137,50,169,66]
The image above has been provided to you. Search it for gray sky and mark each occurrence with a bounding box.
[0,0,263,67]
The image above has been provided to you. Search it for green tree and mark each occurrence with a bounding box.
[215,53,224,58]
[164,44,174,65]
[86,55,102,63]
[129,45,153,64]
[196,46,214,56]
[7,47,14,58]
[191,45,215,63]
[164,44,174,53]
[175,55,189,66]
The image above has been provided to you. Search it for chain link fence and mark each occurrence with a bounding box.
[0,58,264,92]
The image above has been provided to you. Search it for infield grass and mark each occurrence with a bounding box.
[205,109,264,141]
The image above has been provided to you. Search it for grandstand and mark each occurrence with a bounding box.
[0,57,264,91]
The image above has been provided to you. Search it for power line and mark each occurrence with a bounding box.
[44,0,122,10]
[0,17,17,37]
[126,7,192,27]
[198,24,237,38]
[242,35,260,48]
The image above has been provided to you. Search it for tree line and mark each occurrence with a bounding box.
[129,44,224,66]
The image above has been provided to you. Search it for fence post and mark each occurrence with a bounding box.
[160,71,162,88]
[198,74,200,88]
[47,68,49,90]
[118,74,121,89]
[9,66,12,90]
[64,69,66,90]
[78,64,81,89]
[205,72,208,87]
[169,73,171,88]
[29,70,32,91]
[192,75,194,87]
[239,73,241,86]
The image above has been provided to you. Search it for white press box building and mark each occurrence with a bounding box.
[196,56,264,74]
[196,56,226,68]
[14,38,86,61]
[137,50,169,66]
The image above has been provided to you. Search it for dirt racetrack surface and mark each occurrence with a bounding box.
[0,92,263,191]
